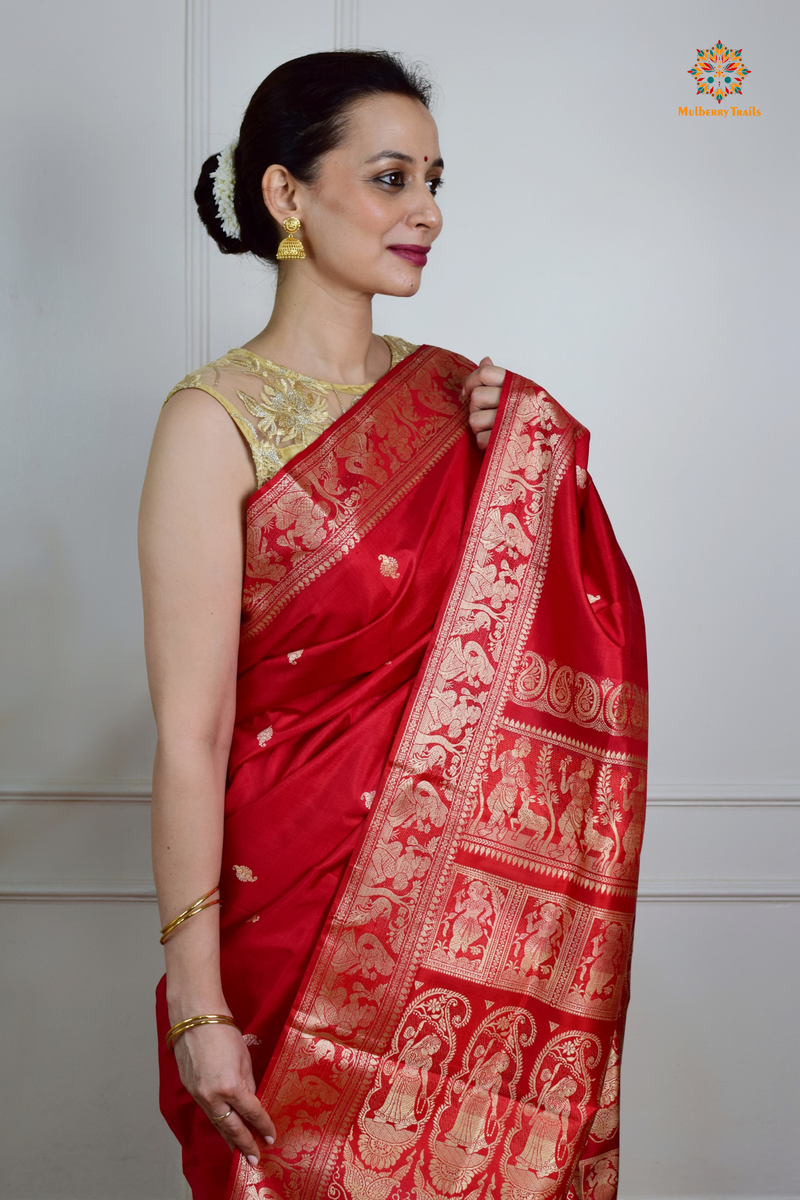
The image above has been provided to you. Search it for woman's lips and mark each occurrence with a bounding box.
[388,244,430,267]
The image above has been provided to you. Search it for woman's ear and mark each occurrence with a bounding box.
[261,164,302,227]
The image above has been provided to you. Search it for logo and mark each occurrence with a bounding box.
[688,40,751,105]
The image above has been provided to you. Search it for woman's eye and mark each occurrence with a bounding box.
[376,171,405,188]
[427,177,445,196]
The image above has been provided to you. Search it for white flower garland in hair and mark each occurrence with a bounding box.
[210,141,241,240]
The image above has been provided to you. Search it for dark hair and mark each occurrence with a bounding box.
[195,50,433,263]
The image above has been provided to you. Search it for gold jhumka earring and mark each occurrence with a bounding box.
[276,216,305,260]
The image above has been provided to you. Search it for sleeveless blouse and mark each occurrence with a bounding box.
[166,334,418,488]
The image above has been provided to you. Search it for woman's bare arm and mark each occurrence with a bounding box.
[138,389,274,1162]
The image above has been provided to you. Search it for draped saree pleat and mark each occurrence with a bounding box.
[156,346,647,1200]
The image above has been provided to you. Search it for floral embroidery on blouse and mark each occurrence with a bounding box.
[166,335,418,489]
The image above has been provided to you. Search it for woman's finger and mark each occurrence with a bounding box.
[229,1088,277,1144]
[205,1106,262,1161]
[203,1090,276,1162]
[461,357,506,399]
[463,367,505,393]
[469,408,497,434]
[469,385,502,411]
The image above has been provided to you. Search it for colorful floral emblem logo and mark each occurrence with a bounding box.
[688,40,751,105]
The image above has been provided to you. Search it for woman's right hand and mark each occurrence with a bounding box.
[173,1023,276,1166]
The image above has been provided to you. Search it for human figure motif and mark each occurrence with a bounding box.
[557,757,595,858]
[585,1154,618,1200]
[373,1034,442,1129]
[447,880,495,958]
[582,923,625,1001]
[391,843,431,891]
[519,902,562,977]
[444,1051,510,1151]
[331,929,394,981]
[590,1037,620,1142]
[438,638,494,689]
[387,778,448,834]
[372,836,429,891]
[515,1075,577,1176]
[485,735,532,829]
[621,771,646,870]
[423,686,482,741]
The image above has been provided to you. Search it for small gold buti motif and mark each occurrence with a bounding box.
[233,865,258,882]
[378,554,400,579]
[287,650,304,665]
[257,726,273,746]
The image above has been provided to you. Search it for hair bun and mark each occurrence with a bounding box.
[195,152,246,255]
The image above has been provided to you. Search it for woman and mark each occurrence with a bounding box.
[139,50,647,1200]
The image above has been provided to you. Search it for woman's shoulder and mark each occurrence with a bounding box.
[166,348,277,402]
[164,349,333,491]
[381,334,418,366]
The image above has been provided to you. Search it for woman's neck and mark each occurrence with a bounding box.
[242,268,391,385]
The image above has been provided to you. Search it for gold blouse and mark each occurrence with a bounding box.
[166,334,418,489]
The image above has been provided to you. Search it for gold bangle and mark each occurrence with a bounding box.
[160,886,221,945]
[165,1014,238,1050]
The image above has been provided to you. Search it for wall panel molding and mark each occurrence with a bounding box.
[646,797,799,808]
[185,0,211,370]
[0,880,157,901]
[636,879,800,903]
[0,786,151,801]
[2,792,797,902]
[4,878,798,903]
[2,788,798,806]
[333,0,360,49]
[647,782,800,801]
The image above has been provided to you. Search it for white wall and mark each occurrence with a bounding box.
[1,1,798,1197]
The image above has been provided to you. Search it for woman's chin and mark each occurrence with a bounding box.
[377,270,423,298]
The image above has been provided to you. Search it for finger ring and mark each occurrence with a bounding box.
[212,1108,234,1123]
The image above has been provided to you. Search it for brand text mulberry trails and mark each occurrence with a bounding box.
[679,105,760,117]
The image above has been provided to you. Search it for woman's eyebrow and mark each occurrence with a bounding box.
[366,150,445,169]
[366,150,413,163]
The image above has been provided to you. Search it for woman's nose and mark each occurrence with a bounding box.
[409,186,441,231]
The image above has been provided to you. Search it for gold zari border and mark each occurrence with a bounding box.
[231,371,642,1200]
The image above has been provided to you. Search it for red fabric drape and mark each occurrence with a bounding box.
[157,347,647,1200]
[158,347,484,1196]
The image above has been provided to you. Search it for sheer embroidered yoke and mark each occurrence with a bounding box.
[166,334,417,489]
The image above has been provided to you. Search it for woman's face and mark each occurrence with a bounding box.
[294,93,444,297]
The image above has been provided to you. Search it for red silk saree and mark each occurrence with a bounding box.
[156,345,647,1200]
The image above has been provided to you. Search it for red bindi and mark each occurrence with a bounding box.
[424,156,428,162]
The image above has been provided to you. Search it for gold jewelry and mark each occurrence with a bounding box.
[166,1014,238,1050]
[276,216,305,260]
[212,1108,235,1123]
[160,886,221,945]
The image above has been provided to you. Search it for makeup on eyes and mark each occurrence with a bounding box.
[371,168,444,196]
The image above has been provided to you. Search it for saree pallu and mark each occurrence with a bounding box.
[156,345,647,1200]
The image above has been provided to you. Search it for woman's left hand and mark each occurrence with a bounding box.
[462,357,507,450]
